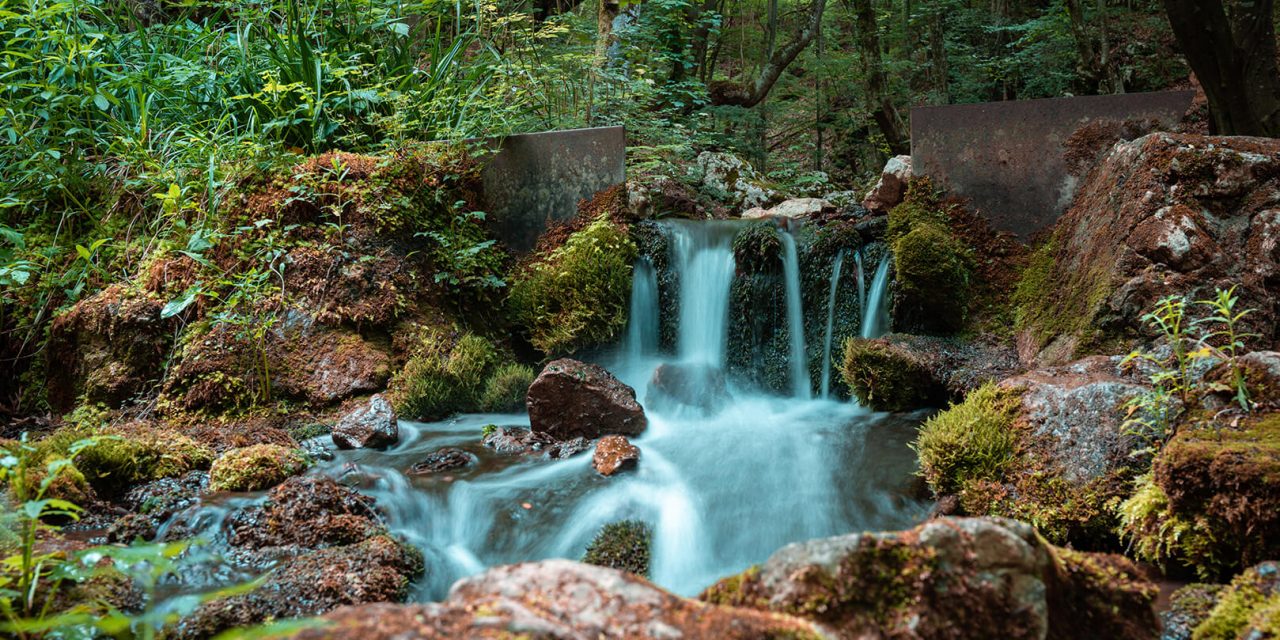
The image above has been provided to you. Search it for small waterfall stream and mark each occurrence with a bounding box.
[163,220,925,603]
[624,256,660,361]
[861,253,892,339]
[778,228,811,399]
[819,249,846,399]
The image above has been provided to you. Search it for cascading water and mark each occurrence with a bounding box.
[854,250,867,317]
[861,252,892,339]
[670,221,737,367]
[778,228,811,399]
[624,256,660,362]
[819,249,846,399]
[163,221,927,603]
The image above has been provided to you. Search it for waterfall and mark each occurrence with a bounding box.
[778,228,811,399]
[669,221,737,367]
[819,249,846,399]
[861,253,892,339]
[624,256,660,362]
[854,250,866,318]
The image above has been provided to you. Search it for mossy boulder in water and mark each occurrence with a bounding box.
[208,443,309,492]
[582,520,651,575]
[700,516,1158,639]
[840,337,949,411]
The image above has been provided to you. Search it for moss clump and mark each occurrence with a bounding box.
[582,520,652,577]
[1049,547,1160,638]
[914,383,1021,495]
[1117,473,1230,580]
[1011,230,1115,354]
[387,326,499,421]
[732,222,783,273]
[208,444,310,492]
[509,217,637,356]
[35,423,214,498]
[885,184,973,336]
[839,338,945,411]
[1192,563,1280,640]
[478,363,535,413]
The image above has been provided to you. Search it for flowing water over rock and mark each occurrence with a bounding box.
[624,256,660,360]
[820,249,847,398]
[861,252,892,339]
[778,228,812,398]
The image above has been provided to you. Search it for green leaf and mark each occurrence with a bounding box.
[161,284,203,319]
[93,93,109,110]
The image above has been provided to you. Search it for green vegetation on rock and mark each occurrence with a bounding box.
[478,363,536,413]
[1192,564,1280,640]
[886,186,973,335]
[33,424,213,498]
[914,383,1020,495]
[509,217,637,356]
[388,326,501,421]
[840,338,944,411]
[209,444,310,492]
[582,520,652,577]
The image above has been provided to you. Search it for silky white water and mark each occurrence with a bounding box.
[820,249,846,399]
[778,228,812,398]
[624,256,660,361]
[670,221,737,367]
[861,252,892,339]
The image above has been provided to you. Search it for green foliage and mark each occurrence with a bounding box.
[731,222,783,273]
[914,383,1021,495]
[509,218,637,356]
[1116,474,1227,581]
[208,444,310,492]
[582,520,652,578]
[34,425,213,498]
[1192,566,1280,640]
[478,363,536,413]
[1196,285,1259,412]
[388,326,499,420]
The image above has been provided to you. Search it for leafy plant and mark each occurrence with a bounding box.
[1195,285,1259,412]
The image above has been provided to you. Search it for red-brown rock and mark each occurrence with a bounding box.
[593,435,640,476]
[527,359,647,440]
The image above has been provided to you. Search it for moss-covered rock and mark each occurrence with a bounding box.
[35,422,214,498]
[915,382,1020,494]
[386,325,498,420]
[1120,413,1280,579]
[208,444,309,492]
[891,221,972,335]
[477,362,535,413]
[1163,583,1227,640]
[1191,562,1280,640]
[582,520,652,577]
[840,337,949,411]
[700,516,1157,640]
[509,217,637,356]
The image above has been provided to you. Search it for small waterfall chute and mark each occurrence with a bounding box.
[778,228,811,399]
[819,249,846,399]
[669,222,738,368]
[624,256,660,363]
[861,252,892,339]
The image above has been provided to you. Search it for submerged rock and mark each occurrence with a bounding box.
[527,359,646,440]
[482,426,591,461]
[107,471,208,543]
[645,363,730,416]
[286,560,822,640]
[332,394,398,450]
[701,516,1158,640]
[592,435,640,476]
[407,447,476,475]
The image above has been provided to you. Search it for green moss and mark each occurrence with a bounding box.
[34,424,214,498]
[1193,565,1280,640]
[208,444,310,492]
[288,422,331,441]
[1116,473,1230,580]
[582,520,652,577]
[509,217,637,356]
[387,325,499,420]
[914,383,1021,495]
[478,363,535,413]
[732,222,783,273]
[891,223,972,335]
[1012,231,1115,353]
[839,338,944,411]
[886,200,947,245]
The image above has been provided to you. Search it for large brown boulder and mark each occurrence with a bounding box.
[1017,133,1280,365]
[527,359,647,440]
[286,560,823,640]
[701,516,1158,640]
[46,285,175,412]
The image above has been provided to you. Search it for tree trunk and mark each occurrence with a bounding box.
[1162,0,1280,136]
[596,0,621,67]
[707,0,827,107]
[851,0,908,154]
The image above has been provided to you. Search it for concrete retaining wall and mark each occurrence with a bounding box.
[910,91,1195,239]
[479,126,627,253]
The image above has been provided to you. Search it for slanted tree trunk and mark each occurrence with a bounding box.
[1162,0,1280,136]
[707,0,827,107]
[596,0,621,67]
[851,0,908,154]
[1066,0,1123,93]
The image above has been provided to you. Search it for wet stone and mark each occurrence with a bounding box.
[408,448,477,475]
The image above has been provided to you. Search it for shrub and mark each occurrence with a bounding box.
[478,363,535,413]
[914,383,1021,495]
[509,218,637,356]
[208,444,310,492]
[388,326,499,420]
[582,520,652,577]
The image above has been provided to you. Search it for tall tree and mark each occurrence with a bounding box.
[1162,0,1280,136]
[850,0,907,154]
[707,0,827,107]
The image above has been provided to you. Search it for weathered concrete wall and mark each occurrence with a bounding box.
[480,126,627,253]
[910,91,1195,239]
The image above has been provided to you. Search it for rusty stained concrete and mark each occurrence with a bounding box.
[478,126,627,253]
[911,91,1196,239]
